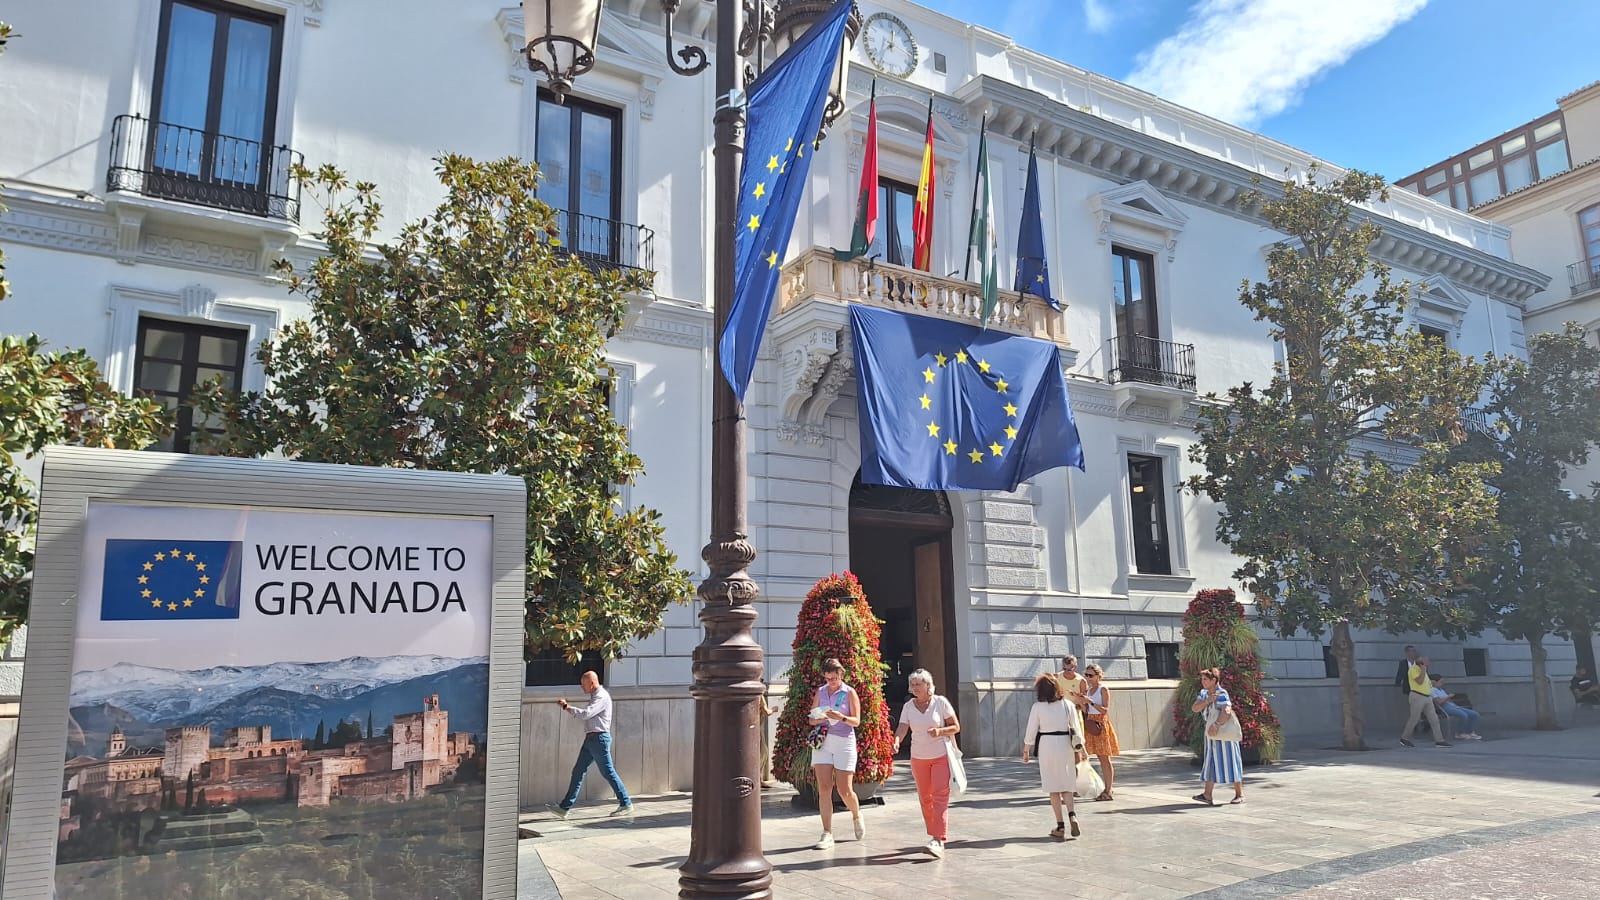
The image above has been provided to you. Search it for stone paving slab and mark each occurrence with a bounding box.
[519,724,1600,897]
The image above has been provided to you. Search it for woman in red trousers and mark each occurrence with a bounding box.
[892,668,961,858]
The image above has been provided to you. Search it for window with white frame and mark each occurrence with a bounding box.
[1126,453,1173,575]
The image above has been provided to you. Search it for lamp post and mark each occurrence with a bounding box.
[522,2,856,897]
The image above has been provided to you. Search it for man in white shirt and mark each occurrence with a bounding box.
[552,670,633,818]
[1430,674,1482,740]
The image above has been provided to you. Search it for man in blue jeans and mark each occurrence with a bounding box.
[553,670,633,818]
[1430,673,1482,740]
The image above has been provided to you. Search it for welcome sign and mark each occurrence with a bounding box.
[2,449,525,900]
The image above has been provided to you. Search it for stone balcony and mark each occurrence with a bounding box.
[768,248,1071,442]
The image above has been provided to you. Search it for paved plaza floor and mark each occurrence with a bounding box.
[518,723,1600,898]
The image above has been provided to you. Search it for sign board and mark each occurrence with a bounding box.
[2,448,525,899]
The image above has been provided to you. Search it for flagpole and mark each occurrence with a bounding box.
[679,0,768,896]
[965,116,986,282]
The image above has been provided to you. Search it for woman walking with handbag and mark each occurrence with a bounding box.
[1022,674,1087,840]
[808,658,864,849]
[1191,667,1245,806]
[892,668,961,858]
[1081,664,1121,801]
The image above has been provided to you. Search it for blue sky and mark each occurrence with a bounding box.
[914,0,1600,181]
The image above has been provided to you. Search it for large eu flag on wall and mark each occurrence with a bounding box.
[849,305,1085,491]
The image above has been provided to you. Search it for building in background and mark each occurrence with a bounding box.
[0,0,1570,809]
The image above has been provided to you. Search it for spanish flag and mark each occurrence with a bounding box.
[911,97,936,271]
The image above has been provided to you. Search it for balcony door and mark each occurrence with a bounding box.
[1112,246,1163,383]
[149,0,283,209]
[536,92,621,264]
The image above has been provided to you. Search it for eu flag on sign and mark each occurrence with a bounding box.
[849,305,1085,492]
[720,0,854,401]
[101,539,243,621]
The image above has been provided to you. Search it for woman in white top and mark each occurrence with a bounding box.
[892,668,961,859]
[1022,673,1088,839]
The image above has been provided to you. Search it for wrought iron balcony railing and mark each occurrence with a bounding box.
[1106,333,1197,391]
[549,209,655,273]
[1568,261,1600,298]
[107,114,302,222]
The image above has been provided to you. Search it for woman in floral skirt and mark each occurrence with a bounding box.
[1081,663,1121,800]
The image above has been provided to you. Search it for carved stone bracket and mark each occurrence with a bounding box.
[778,324,840,421]
[770,295,850,436]
[804,326,855,425]
[178,284,217,320]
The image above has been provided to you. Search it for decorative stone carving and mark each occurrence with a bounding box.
[140,234,260,272]
[779,324,841,421]
[301,0,325,27]
[804,327,855,425]
[775,421,828,445]
[115,210,145,264]
[178,284,217,320]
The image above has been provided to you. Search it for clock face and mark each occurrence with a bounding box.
[863,13,917,78]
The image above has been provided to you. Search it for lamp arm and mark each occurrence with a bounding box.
[661,0,711,76]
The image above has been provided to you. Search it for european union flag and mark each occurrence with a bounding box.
[720,0,854,401]
[1015,142,1056,308]
[101,539,243,621]
[849,305,1085,491]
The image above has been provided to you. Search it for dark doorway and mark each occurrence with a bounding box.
[847,474,957,759]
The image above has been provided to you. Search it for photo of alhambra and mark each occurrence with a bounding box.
[53,653,490,900]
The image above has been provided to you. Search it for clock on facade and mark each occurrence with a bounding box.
[862,12,918,78]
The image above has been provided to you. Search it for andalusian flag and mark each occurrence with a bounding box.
[911,97,936,271]
[836,81,879,261]
[966,119,999,326]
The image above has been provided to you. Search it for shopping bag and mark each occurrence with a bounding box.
[1076,758,1104,797]
[947,740,968,797]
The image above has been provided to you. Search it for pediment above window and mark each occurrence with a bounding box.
[1090,181,1188,261]
[1412,275,1474,338]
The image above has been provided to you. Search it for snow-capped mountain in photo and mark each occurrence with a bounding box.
[69,654,480,721]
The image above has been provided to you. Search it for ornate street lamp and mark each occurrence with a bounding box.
[521,0,601,101]
[523,2,857,897]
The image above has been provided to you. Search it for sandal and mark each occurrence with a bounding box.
[1049,825,1066,840]
[1192,793,1215,806]
[1094,790,1114,801]
[1229,796,1245,805]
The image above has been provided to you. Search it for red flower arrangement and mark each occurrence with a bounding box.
[771,572,896,789]
[1172,588,1283,762]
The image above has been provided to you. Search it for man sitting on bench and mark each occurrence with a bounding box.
[1573,666,1600,705]
[1430,674,1481,740]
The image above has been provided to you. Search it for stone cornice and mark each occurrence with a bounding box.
[953,76,1550,306]
[617,299,712,350]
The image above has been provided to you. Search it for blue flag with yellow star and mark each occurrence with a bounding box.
[101,539,243,620]
[1014,142,1056,308]
[720,0,854,401]
[849,305,1085,491]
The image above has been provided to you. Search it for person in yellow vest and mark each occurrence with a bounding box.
[1399,655,1451,748]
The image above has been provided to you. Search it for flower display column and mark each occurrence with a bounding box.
[1173,588,1283,763]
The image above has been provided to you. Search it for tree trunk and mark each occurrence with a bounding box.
[1331,621,1365,750]
[1529,632,1558,730]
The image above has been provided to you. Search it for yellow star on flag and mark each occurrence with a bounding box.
[990,442,1005,457]
[753,182,766,199]
[195,562,206,572]
[926,422,941,437]
[137,575,148,584]
[935,352,947,367]
[154,552,165,561]
[923,367,936,383]
[919,394,932,409]
[968,449,984,463]
[140,589,152,598]
[766,251,779,267]
[170,547,180,557]
[944,439,958,455]
[785,138,794,152]
[766,155,779,172]
[151,599,162,608]
[747,214,760,232]
[183,599,194,607]
[166,602,178,611]
[194,588,206,598]
[995,379,1009,394]
[977,359,991,373]
[185,552,196,561]
[955,350,969,364]
[142,562,153,571]
[1036,274,1045,283]
[199,575,211,584]
[1004,402,1018,417]
[1005,425,1018,440]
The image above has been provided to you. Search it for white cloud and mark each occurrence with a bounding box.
[1126,0,1428,127]
[1084,0,1115,33]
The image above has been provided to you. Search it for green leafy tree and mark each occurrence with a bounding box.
[194,156,691,659]
[1188,170,1500,750]
[0,21,170,639]
[1458,324,1600,729]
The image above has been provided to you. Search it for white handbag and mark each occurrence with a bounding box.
[947,738,967,796]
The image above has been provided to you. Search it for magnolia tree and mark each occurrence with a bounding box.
[194,157,691,660]
[1,21,171,640]
[1189,170,1500,751]
[771,572,894,795]
[1172,588,1282,762]
[1459,324,1600,729]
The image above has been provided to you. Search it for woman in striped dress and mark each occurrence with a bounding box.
[1190,667,1245,805]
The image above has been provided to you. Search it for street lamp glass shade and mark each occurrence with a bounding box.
[523,0,602,99]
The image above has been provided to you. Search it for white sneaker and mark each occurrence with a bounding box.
[925,838,944,858]
[853,816,866,840]
[609,803,634,818]
[813,832,834,850]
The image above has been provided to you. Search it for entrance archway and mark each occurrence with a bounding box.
[847,474,958,743]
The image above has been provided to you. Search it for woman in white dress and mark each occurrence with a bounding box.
[1022,673,1087,839]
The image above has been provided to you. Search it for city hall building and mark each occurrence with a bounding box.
[0,0,1579,808]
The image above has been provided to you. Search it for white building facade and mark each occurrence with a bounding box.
[0,0,1569,808]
